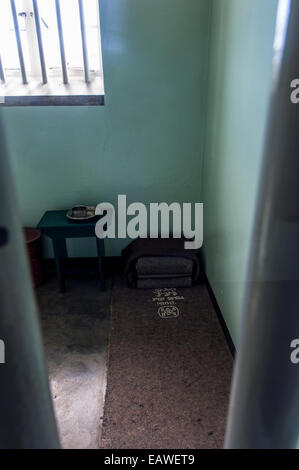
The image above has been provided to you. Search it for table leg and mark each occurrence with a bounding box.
[52,238,68,292]
[96,237,105,290]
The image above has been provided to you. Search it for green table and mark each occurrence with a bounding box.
[37,210,105,292]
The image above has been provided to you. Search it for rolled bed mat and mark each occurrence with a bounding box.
[136,256,194,275]
[122,238,200,287]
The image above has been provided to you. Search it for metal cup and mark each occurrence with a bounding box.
[71,205,87,218]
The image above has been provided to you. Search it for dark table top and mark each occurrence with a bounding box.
[37,210,99,229]
[37,210,101,239]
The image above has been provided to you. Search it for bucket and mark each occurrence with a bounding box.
[24,227,43,287]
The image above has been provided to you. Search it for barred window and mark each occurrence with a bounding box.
[0,0,104,106]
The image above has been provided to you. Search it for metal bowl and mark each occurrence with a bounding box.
[66,205,96,222]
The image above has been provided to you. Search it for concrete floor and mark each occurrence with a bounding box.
[37,270,111,449]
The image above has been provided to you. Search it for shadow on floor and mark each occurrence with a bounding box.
[36,264,112,449]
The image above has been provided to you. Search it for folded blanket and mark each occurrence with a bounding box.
[122,238,200,287]
[137,277,192,289]
[136,256,193,275]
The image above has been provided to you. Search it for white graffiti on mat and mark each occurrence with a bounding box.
[158,306,180,319]
[152,288,184,319]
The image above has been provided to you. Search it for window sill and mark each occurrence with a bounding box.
[0,71,105,107]
[1,94,104,106]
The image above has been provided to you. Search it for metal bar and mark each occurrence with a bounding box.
[0,116,60,449]
[10,0,27,84]
[55,0,68,84]
[96,0,103,74]
[0,56,5,83]
[32,0,47,84]
[225,0,299,449]
[78,0,90,83]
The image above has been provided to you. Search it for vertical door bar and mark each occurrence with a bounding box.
[0,114,60,448]
[32,0,47,84]
[78,0,90,83]
[55,0,68,84]
[10,0,28,84]
[0,56,5,83]
[225,0,299,449]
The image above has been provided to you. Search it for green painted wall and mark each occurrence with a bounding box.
[2,0,211,257]
[201,0,279,344]
[2,0,280,346]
